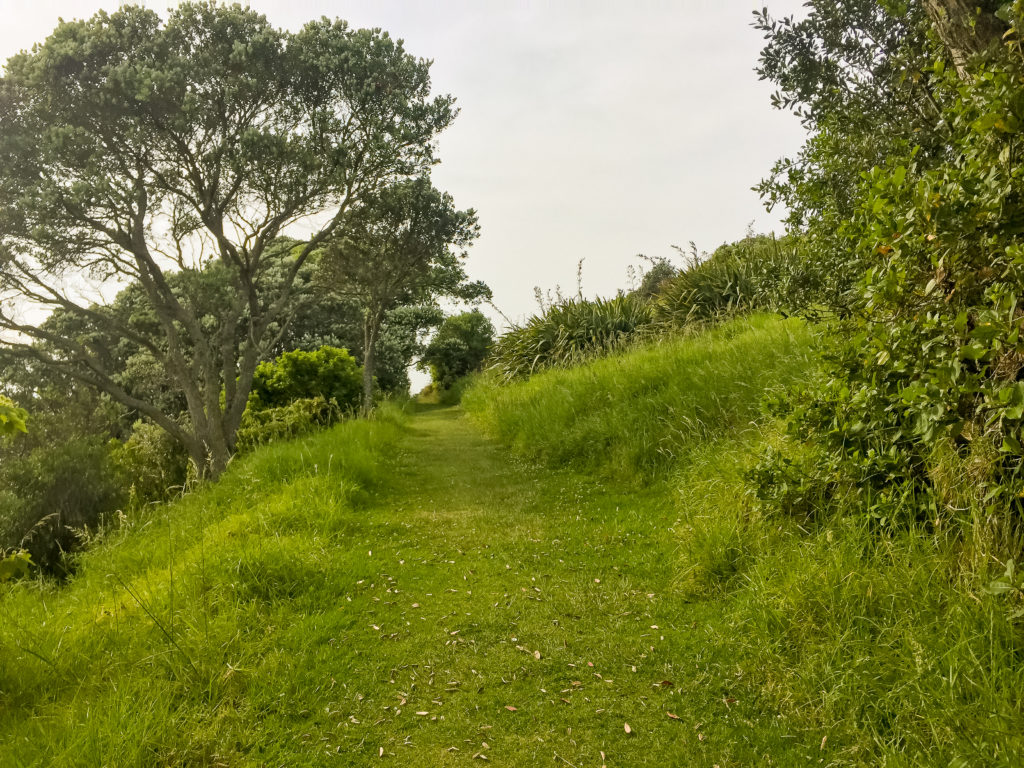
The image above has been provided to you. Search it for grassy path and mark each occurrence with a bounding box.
[261,405,777,766]
[1,405,798,766]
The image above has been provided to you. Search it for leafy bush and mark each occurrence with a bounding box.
[0,394,27,436]
[420,310,494,389]
[489,294,654,381]
[110,421,190,507]
[249,346,362,413]
[0,549,32,582]
[236,396,341,453]
[0,436,125,576]
[754,33,1024,535]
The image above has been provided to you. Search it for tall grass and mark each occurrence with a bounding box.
[464,313,1024,765]
[0,402,409,762]
[488,293,654,381]
[466,314,814,481]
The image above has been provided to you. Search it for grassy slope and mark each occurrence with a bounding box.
[1,315,1021,766]
[463,314,814,479]
[464,315,1024,767]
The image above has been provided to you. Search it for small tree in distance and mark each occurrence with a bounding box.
[420,310,495,390]
[319,177,489,411]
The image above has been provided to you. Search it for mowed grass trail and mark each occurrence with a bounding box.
[0,403,803,767]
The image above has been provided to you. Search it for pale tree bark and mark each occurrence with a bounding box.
[923,0,1008,75]
[360,307,385,414]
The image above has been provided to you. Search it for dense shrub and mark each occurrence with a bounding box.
[236,396,341,453]
[249,346,362,413]
[110,421,190,506]
[754,28,1024,537]
[489,293,654,381]
[0,436,125,576]
[420,310,494,389]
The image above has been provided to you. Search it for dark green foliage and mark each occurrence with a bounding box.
[0,386,126,577]
[489,294,654,381]
[754,1,941,314]
[374,304,446,394]
[753,2,1024,533]
[0,436,124,577]
[653,235,796,325]
[420,310,494,389]
[109,421,190,506]
[249,346,363,414]
[633,258,678,298]
[319,176,486,409]
[235,396,341,453]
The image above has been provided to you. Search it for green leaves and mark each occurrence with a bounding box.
[489,295,654,381]
[249,346,363,414]
[420,310,495,390]
[752,1,1024,524]
[0,550,33,583]
[0,395,27,436]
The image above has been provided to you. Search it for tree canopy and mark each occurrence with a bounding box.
[0,3,457,474]
[420,310,495,389]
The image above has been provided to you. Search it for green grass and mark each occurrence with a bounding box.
[465,313,1024,766]
[1,316,1022,766]
[464,313,814,481]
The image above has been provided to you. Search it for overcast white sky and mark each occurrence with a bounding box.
[0,1,808,387]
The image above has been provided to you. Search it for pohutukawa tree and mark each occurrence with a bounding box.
[319,176,488,411]
[0,3,458,475]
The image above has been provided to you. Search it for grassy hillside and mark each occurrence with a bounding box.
[2,315,1021,766]
[1,406,410,764]
[464,314,814,481]
[464,314,1024,766]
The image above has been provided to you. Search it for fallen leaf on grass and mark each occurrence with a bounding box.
[624,723,632,734]
[666,712,680,720]
[378,747,384,757]
[533,650,541,660]
[659,680,674,688]
[504,705,517,712]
